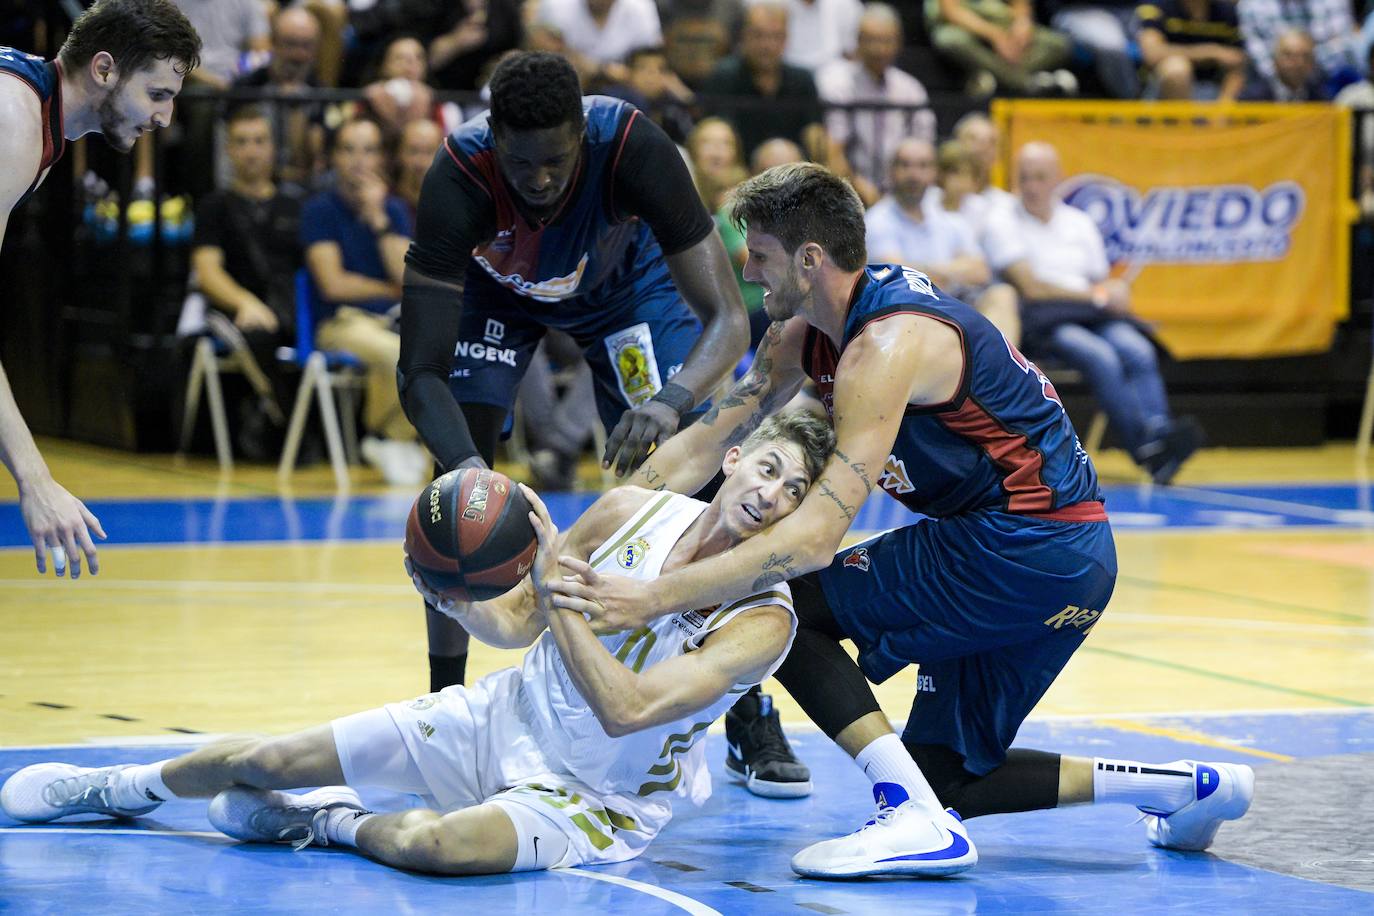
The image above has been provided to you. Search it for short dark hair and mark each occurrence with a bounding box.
[740,408,836,486]
[488,51,584,133]
[328,115,384,155]
[626,46,667,68]
[225,104,271,133]
[728,162,867,272]
[59,0,202,78]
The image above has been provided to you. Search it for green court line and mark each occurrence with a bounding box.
[1083,646,1370,707]
[1115,575,1366,623]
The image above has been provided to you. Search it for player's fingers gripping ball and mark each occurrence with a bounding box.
[405,468,538,602]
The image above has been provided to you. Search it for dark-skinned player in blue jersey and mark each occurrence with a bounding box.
[0,0,199,581]
[546,163,1254,878]
[396,51,811,798]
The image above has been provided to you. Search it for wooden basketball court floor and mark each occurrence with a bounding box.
[2,438,1372,913]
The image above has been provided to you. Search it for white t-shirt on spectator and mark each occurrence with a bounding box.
[982,200,1109,293]
[865,196,979,266]
[539,0,663,65]
[816,60,935,188]
[750,0,862,71]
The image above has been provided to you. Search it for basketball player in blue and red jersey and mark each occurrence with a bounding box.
[0,0,200,580]
[549,162,1254,877]
[397,51,810,796]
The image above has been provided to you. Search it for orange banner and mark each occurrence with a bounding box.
[992,100,1354,359]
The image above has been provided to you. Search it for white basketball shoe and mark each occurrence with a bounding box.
[791,783,977,878]
[208,786,367,850]
[0,763,161,823]
[1144,761,1255,851]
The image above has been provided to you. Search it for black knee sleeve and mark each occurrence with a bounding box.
[774,572,881,740]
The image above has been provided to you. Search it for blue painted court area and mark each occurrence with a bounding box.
[2,482,1374,548]
[2,711,1370,914]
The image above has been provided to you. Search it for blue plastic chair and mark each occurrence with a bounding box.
[277,269,368,489]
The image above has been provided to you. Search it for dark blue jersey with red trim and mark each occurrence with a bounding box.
[0,48,65,208]
[442,96,650,303]
[803,265,1106,520]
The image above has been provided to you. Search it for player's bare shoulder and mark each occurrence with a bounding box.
[562,485,663,556]
[0,75,42,206]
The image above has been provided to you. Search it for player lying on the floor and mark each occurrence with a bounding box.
[0,411,833,874]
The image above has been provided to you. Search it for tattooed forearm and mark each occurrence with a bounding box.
[701,359,772,427]
[832,447,874,492]
[763,552,796,571]
[751,572,786,590]
[638,465,668,491]
[750,551,799,592]
[818,480,858,521]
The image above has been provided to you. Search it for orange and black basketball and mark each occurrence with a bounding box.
[405,468,537,602]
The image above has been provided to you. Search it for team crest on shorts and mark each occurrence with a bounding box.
[842,546,871,573]
[618,538,650,569]
[407,694,439,711]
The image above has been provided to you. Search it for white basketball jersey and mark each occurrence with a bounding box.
[518,492,797,807]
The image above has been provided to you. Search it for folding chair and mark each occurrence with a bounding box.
[277,269,367,489]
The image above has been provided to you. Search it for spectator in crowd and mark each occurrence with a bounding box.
[1239,0,1361,95]
[663,11,731,89]
[427,0,524,90]
[1241,28,1331,100]
[866,138,1020,344]
[703,3,845,173]
[1137,0,1248,100]
[607,45,696,143]
[1047,0,1141,98]
[169,0,270,89]
[749,136,805,172]
[658,0,746,40]
[357,35,462,143]
[984,142,1202,484]
[229,7,325,186]
[301,117,426,484]
[817,2,935,194]
[393,118,445,218]
[1335,42,1374,217]
[772,0,863,72]
[945,111,1016,237]
[192,106,305,459]
[927,0,1075,96]
[537,0,663,83]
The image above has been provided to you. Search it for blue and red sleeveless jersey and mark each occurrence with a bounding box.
[804,265,1107,520]
[442,95,643,303]
[0,48,65,207]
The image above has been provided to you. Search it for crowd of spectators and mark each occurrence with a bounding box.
[14,0,1374,484]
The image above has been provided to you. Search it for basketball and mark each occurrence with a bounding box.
[405,468,538,602]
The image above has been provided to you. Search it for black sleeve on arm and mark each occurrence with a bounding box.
[397,143,498,471]
[611,112,715,256]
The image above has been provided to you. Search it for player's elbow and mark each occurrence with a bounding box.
[596,693,651,738]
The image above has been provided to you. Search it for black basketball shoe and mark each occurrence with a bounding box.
[724,691,812,798]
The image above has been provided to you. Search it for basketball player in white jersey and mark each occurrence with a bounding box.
[0,411,838,875]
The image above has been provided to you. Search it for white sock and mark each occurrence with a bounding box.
[322,807,375,848]
[854,733,943,815]
[114,761,179,808]
[1092,758,1196,815]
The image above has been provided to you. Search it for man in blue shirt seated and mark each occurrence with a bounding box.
[301,116,426,483]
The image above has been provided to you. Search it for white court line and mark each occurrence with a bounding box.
[559,867,721,916]
[0,826,228,840]
[1164,485,1374,524]
[0,827,721,915]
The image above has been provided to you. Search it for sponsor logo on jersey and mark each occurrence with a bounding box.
[901,267,935,296]
[1061,174,1305,265]
[604,323,662,407]
[916,674,936,693]
[453,339,518,366]
[877,455,915,496]
[483,318,506,344]
[416,720,435,741]
[407,694,439,710]
[474,251,589,302]
[618,537,650,570]
[842,546,870,572]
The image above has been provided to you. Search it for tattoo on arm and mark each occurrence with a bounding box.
[818,480,858,522]
[750,571,786,591]
[749,552,798,592]
[833,448,874,493]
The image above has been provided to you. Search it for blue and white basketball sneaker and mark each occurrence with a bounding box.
[208,786,367,849]
[791,783,977,878]
[1144,761,1254,851]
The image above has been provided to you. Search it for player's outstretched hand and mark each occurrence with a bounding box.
[519,483,561,612]
[602,399,680,478]
[20,475,105,579]
[548,557,654,633]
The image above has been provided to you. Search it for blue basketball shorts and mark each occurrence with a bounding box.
[819,509,1117,775]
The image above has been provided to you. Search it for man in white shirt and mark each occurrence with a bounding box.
[948,111,1015,234]
[538,0,663,72]
[817,3,935,192]
[759,0,863,72]
[865,138,1019,342]
[982,142,1202,484]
